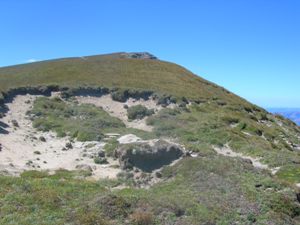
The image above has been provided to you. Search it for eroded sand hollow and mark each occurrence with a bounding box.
[0,93,179,181]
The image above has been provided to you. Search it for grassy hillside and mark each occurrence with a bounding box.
[0,53,248,106]
[0,53,300,224]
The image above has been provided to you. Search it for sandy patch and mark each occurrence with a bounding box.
[0,94,121,179]
[214,144,280,174]
[76,94,175,132]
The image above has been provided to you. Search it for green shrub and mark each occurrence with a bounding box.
[30,97,125,141]
[127,105,154,120]
[221,116,239,125]
[111,90,128,102]
[94,157,108,164]
[104,139,119,157]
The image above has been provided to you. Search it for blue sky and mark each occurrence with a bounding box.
[0,0,299,108]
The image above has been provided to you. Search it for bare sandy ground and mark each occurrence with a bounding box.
[76,94,175,132]
[214,144,280,175]
[3,93,285,186]
[0,94,121,179]
[0,93,180,181]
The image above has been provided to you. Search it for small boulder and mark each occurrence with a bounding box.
[155,171,162,178]
[65,142,73,149]
[76,164,93,172]
[11,120,19,127]
[98,150,105,158]
[39,136,46,142]
[242,158,253,165]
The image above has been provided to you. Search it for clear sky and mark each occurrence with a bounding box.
[0,0,299,108]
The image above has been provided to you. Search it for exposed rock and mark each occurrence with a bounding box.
[115,140,184,172]
[155,171,162,178]
[242,158,253,165]
[76,164,93,172]
[11,119,19,127]
[98,150,105,158]
[65,142,73,149]
[118,134,142,144]
[39,136,46,142]
[121,52,157,60]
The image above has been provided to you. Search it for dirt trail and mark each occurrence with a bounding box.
[214,144,280,175]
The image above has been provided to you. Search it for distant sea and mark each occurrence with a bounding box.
[267,108,300,125]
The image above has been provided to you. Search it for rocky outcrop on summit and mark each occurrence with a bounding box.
[120,52,158,60]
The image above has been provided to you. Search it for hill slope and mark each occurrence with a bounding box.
[0,52,250,106]
[0,52,300,225]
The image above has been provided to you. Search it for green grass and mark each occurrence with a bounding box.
[147,103,300,168]
[0,157,299,225]
[127,105,154,120]
[29,97,155,141]
[276,165,300,183]
[0,53,250,106]
[30,96,124,141]
[1,53,300,224]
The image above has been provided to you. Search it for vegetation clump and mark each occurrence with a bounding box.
[127,105,154,120]
[94,157,108,164]
[29,97,126,141]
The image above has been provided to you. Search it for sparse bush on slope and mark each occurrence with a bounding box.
[127,105,154,120]
[29,97,125,141]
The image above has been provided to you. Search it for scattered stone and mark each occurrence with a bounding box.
[117,134,142,144]
[11,119,19,127]
[76,164,93,172]
[65,142,73,149]
[242,158,253,165]
[105,133,121,137]
[39,136,46,142]
[98,150,105,158]
[117,171,134,180]
[155,171,162,178]
[190,153,198,158]
[292,159,300,164]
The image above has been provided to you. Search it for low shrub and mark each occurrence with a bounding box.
[104,139,119,157]
[94,157,108,164]
[127,105,154,120]
[130,211,154,225]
